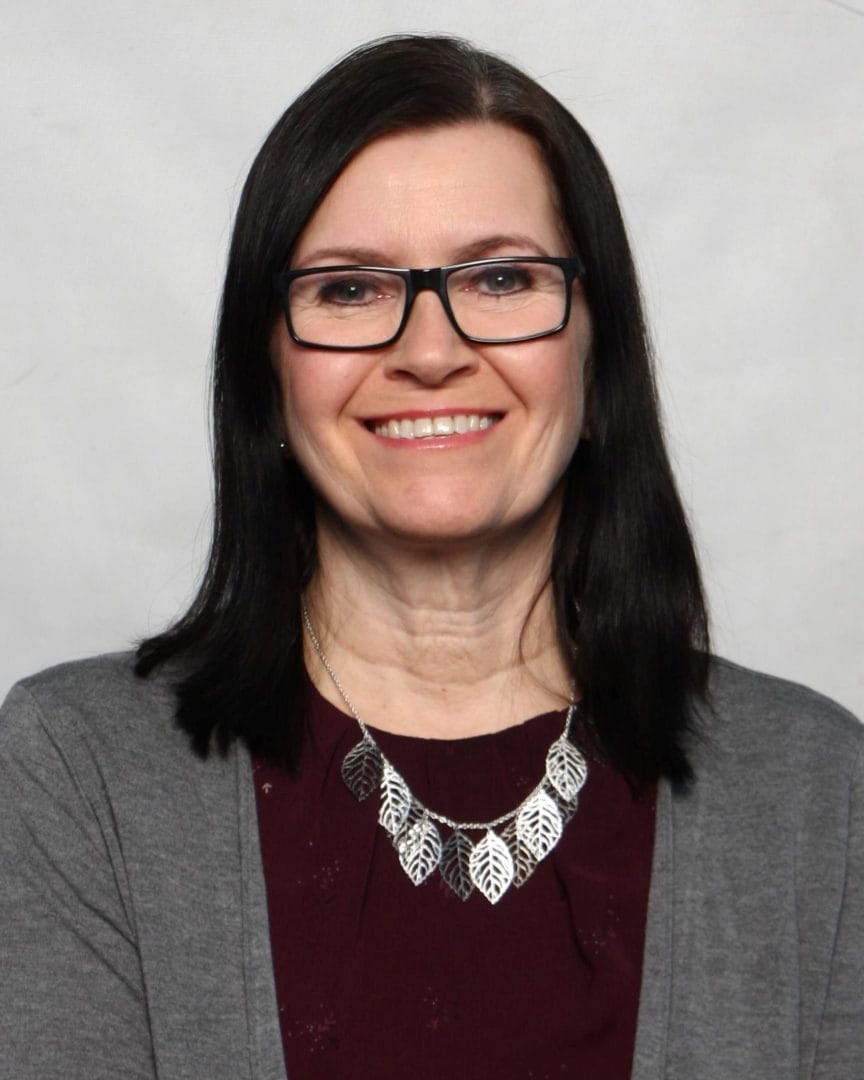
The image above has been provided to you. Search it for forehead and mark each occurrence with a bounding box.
[292,122,569,265]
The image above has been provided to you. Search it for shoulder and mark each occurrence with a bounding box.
[1,651,245,871]
[693,656,862,785]
[674,658,861,889]
[706,656,860,738]
[8,650,174,719]
[0,652,189,785]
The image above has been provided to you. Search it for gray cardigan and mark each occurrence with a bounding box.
[0,654,861,1079]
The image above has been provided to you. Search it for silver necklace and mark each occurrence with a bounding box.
[301,603,588,904]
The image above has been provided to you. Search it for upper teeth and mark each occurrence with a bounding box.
[373,414,496,439]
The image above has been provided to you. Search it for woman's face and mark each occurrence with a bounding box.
[271,122,591,549]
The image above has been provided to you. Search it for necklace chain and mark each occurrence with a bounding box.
[301,601,588,903]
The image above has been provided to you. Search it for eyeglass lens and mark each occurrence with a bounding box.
[287,260,568,347]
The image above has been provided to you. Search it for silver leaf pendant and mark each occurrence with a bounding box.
[469,829,515,904]
[378,763,412,836]
[553,786,581,826]
[341,737,383,801]
[397,815,442,885]
[545,736,588,802]
[391,800,424,850]
[516,789,563,861]
[501,818,538,888]
[440,831,475,900]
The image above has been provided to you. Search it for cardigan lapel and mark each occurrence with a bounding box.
[237,747,290,1080]
[631,778,674,1080]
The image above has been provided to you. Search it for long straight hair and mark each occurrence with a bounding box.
[136,35,709,784]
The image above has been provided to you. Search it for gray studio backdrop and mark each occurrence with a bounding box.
[1,0,862,716]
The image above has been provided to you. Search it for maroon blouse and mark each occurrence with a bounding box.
[254,681,656,1078]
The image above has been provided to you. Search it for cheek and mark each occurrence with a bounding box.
[279,365,328,452]
[560,310,592,429]
[273,343,367,455]
[526,331,591,469]
[534,325,590,426]
[271,334,326,453]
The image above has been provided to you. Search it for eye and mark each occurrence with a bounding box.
[467,265,534,296]
[317,274,388,306]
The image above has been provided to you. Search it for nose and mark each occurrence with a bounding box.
[382,289,479,385]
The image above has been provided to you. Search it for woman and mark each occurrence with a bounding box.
[0,35,860,1080]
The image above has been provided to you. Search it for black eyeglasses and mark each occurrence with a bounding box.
[272,256,586,350]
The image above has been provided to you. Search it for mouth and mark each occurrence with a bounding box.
[366,412,503,441]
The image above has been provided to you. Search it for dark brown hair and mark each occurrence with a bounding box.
[137,34,709,784]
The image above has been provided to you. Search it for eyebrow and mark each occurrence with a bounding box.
[293,234,554,270]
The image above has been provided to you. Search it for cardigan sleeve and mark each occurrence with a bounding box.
[0,683,157,1080]
[812,740,864,1079]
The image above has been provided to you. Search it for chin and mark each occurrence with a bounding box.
[367,513,502,547]
[363,497,556,552]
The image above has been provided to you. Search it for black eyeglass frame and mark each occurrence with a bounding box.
[271,256,587,351]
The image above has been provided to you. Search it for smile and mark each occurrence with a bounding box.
[369,414,502,440]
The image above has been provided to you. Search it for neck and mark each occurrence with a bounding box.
[304,508,573,738]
